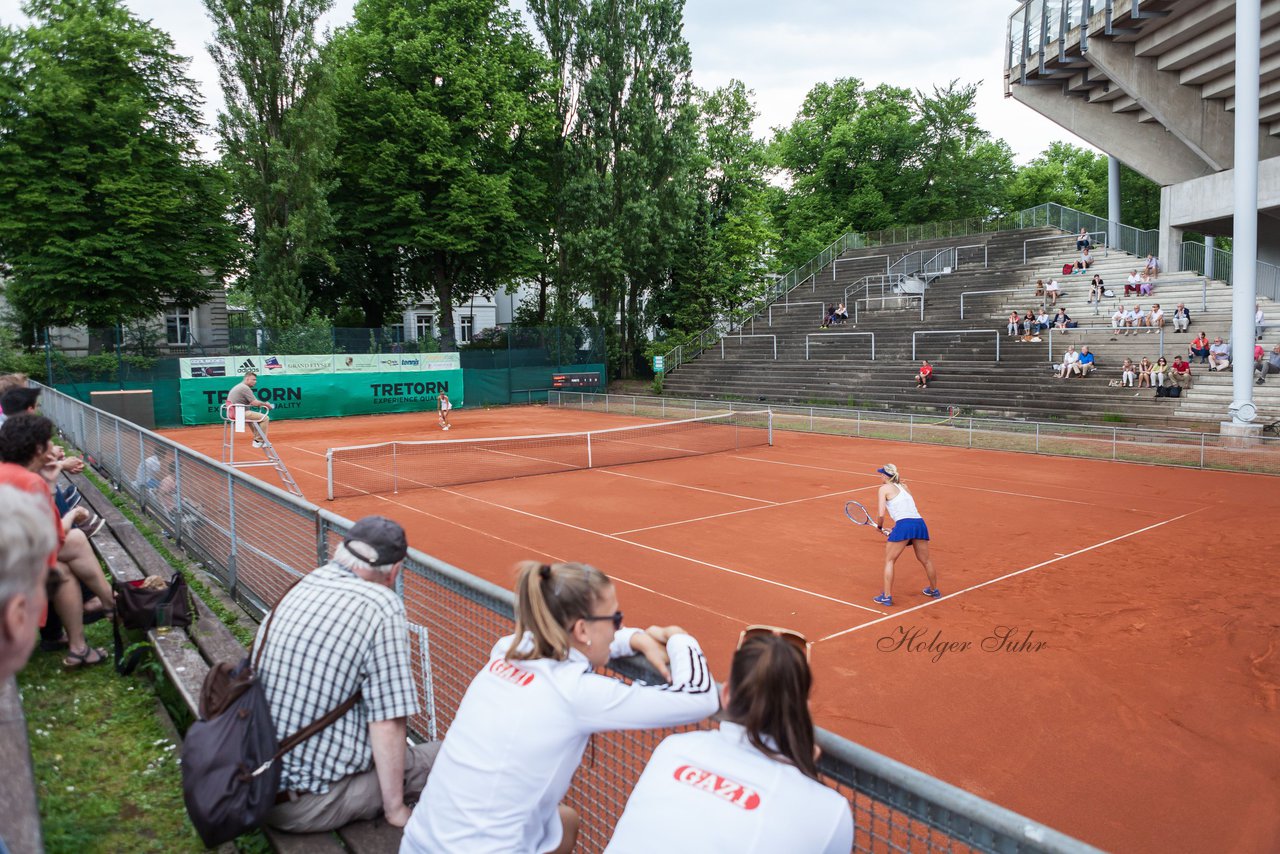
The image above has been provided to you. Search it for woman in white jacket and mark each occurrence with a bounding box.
[400,561,718,854]
[606,627,853,854]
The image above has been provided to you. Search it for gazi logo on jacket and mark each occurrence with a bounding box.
[672,765,761,809]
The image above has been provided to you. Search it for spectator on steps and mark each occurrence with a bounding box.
[1257,304,1266,340]
[1022,310,1036,336]
[1257,344,1280,384]
[1145,254,1161,279]
[1125,270,1142,296]
[1080,248,1094,270]
[1035,279,1046,298]
[1076,228,1091,250]
[1056,346,1080,379]
[1111,306,1126,335]
[1137,357,1153,388]
[1139,273,1154,297]
[1053,308,1071,330]
[915,361,933,389]
[1121,358,1136,388]
[1034,308,1051,334]
[834,303,849,325]
[1152,357,1169,388]
[1172,303,1192,333]
[1208,337,1230,371]
[1189,332,1211,364]
[1170,355,1192,390]
[1044,278,1061,306]
[1123,305,1144,335]
[1007,311,1021,338]
[1076,346,1097,377]
[1147,304,1165,332]
[1088,274,1105,304]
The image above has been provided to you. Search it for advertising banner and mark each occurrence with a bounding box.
[180,352,459,378]
[179,367,464,425]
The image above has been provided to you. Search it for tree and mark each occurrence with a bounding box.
[204,0,335,329]
[1003,141,1159,229]
[322,0,553,345]
[0,0,237,330]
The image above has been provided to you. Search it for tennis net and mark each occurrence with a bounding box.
[325,409,773,499]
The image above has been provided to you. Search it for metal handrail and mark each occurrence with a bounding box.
[855,293,924,324]
[1023,231,1108,263]
[832,254,890,280]
[720,333,777,359]
[913,329,1001,362]
[805,331,876,360]
[1048,326,1165,363]
[961,289,1027,319]
[955,242,990,268]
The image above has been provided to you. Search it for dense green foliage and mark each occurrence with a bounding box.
[0,0,1165,373]
[0,0,237,330]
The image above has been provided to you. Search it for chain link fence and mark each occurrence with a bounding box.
[37,384,1098,853]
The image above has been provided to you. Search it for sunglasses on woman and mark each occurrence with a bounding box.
[737,625,812,662]
[582,610,624,631]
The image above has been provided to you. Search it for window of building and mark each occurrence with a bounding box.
[388,322,405,343]
[460,315,474,343]
[165,307,193,346]
[415,314,435,341]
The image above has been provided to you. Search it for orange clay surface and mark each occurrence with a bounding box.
[161,406,1280,854]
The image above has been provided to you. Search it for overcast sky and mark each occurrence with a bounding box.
[0,0,1085,163]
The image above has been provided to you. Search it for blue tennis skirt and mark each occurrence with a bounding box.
[887,518,930,543]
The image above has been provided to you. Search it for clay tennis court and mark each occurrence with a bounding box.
[160,405,1280,853]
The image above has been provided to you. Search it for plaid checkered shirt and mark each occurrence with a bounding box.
[255,562,420,794]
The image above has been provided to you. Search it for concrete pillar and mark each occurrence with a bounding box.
[1229,0,1261,428]
[1205,234,1214,279]
[1108,155,1121,250]
[1158,186,1185,274]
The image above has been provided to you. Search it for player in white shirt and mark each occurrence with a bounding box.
[872,463,939,606]
[400,561,718,854]
[437,392,452,430]
[606,627,853,854]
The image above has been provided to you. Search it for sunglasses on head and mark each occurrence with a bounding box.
[582,610,624,631]
[737,625,812,662]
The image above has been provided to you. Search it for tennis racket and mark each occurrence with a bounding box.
[844,501,887,536]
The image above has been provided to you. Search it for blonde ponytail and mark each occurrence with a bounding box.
[507,561,612,662]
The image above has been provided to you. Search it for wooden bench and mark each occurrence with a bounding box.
[0,676,42,854]
[68,472,404,854]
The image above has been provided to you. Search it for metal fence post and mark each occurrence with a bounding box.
[114,419,123,480]
[1112,427,1118,461]
[226,471,239,598]
[316,515,328,569]
[172,450,184,548]
[968,417,974,448]
[1200,434,1206,468]
[1035,423,1040,453]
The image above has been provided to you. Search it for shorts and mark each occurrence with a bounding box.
[888,518,930,543]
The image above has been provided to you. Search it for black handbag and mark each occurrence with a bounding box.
[112,572,194,675]
[181,592,360,847]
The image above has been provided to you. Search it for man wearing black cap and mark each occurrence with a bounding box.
[256,515,438,833]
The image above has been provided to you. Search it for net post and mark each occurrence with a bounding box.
[326,449,334,501]
[768,409,774,445]
[587,433,593,469]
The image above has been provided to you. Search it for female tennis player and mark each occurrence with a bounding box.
[400,561,718,854]
[872,464,940,607]
[437,391,451,431]
[605,627,853,853]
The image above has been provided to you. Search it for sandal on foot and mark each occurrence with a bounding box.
[873,594,893,607]
[923,587,942,598]
[63,646,108,669]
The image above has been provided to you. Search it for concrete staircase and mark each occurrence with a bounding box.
[663,227,1280,429]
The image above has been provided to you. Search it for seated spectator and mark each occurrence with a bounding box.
[1147,304,1165,332]
[1076,346,1096,377]
[1088,274,1105,304]
[1152,357,1168,387]
[1189,332,1211,364]
[0,374,29,427]
[1137,357,1153,388]
[821,305,836,328]
[1145,253,1161,279]
[1007,311,1021,338]
[1208,337,1230,371]
[1034,308,1051,334]
[605,628,853,854]
[1124,305,1144,335]
[1139,274,1154,297]
[1034,279,1046,298]
[0,478,60,685]
[915,360,934,389]
[1257,343,1280,384]
[1080,248,1094,269]
[261,516,442,833]
[1121,358,1136,388]
[1111,306,1126,335]
[1170,355,1192,389]
[1053,308,1071,330]
[1044,278,1061,306]
[0,385,87,517]
[833,303,849,325]
[0,414,113,668]
[1076,227,1091,251]
[400,561,717,853]
[1172,303,1191,333]
[1056,346,1080,379]
[1125,270,1142,296]
[1248,342,1265,375]
[1257,304,1266,340]
[1021,310,1035,336]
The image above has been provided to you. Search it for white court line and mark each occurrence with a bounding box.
[595,468,776,506]
[817,508,1205,643]
[612,485,879,536]
[729,454,1135,510]
[434,486,887,615]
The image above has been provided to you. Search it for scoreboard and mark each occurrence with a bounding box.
[551,372,602,389]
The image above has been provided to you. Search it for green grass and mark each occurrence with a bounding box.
[18,622,206,853]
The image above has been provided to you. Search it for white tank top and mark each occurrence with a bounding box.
[885,484,922,521]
